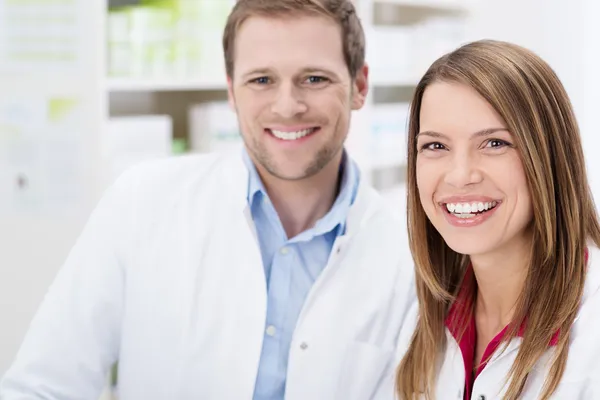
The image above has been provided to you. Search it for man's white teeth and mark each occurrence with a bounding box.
[270,128,315,140]
[446,201,497,215]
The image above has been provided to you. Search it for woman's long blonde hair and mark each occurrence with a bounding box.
[396,39,600,399]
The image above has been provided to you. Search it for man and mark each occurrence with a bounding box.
[0,0,414,399]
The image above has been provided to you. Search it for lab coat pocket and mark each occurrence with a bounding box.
[335,341,394,400]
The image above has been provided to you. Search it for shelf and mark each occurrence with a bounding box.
[371,77,419,87]
[374,0,469,13]
[108,77,415,92]
[107,78,228,92]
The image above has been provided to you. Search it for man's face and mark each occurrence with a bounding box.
[228,14,368,180]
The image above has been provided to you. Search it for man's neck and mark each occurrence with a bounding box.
[257,153,344,239]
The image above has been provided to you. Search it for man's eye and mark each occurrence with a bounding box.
[250,77,270,85]
[306,76,329,84]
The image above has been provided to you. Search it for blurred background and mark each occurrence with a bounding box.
[0,0,598,395]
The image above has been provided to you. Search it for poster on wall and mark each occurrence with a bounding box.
[0,96,86,216]
[0,0,84,75]
[0,0,92,217]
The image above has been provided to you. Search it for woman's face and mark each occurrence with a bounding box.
[415,81,534,258]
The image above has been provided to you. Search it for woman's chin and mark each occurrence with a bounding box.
[442,238,494,258]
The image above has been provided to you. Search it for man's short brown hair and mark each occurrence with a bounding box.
[222,0,366,80]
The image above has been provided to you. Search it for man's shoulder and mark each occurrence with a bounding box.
[114,149,244,195]
[350,183,412,266]
[354,184,407,230]
[124,151,229,180]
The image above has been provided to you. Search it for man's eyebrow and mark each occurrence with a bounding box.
[240,66,341,80]
[240,68,274,79]
[299,66,338,76]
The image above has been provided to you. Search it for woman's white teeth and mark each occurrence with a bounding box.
[270,128,315,140]
[446,201,497,216]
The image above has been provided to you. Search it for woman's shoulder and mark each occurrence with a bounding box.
[559,245,600,381]
[395,297,420,355]
[583,244,600,299]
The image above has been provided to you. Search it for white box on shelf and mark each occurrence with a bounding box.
[366,26,414,84]
[107,0,236,81]
[411,16,467,76]
[188,101,241,154]
[103,115,173,183]
[107,9,130,43]
[374,0,469,13]
[370,102,410,169]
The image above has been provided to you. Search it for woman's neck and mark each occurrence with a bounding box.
[470,234,531,332]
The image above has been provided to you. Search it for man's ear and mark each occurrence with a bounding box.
[227,75,236,110]
[351,63,369,110]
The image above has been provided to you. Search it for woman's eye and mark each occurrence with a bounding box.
[485,139,510,148]
[420,142,446,151]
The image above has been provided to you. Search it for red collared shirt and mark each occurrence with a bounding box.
[445,249,588,400]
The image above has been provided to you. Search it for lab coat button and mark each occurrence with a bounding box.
[266,325,276,336]
[300,342,308,350]
[477,395,486,400]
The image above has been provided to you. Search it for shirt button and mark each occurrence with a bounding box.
[477,395,486,400]
[280,247,289,255]
[266,325,276,337]
[300,342,308,350]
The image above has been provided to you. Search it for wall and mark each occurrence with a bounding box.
[0,0,106,375]
[465,0,599,204]
[581,0,600,203]
[0,216,91,373]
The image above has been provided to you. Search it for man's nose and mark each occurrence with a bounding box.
[270,83,308,118]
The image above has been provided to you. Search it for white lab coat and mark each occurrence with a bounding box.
[0,148,416,400]
[396,245,600,400]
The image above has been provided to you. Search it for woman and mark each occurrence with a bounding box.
[395,39,600,399]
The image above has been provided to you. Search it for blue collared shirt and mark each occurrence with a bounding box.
[243,149,360,400]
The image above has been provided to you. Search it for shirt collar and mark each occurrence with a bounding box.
[242,147,359,238]
[316,149,358,237]
[242,149,266,209]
